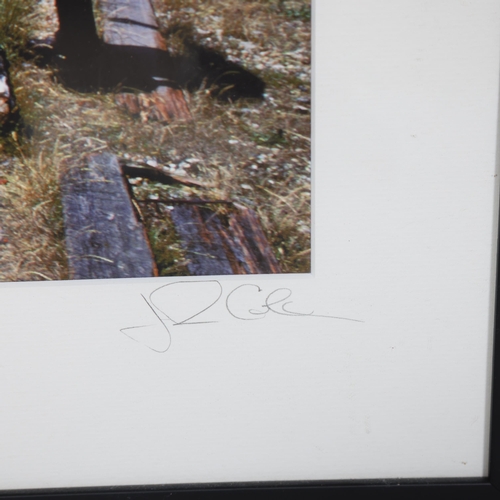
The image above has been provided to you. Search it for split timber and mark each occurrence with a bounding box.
[168,204,281,276]
[98,0,191,122]
[60,152,281,279]
[33,3,280,279]
[61,153,157,280]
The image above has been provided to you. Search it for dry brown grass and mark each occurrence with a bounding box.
[0,0,311,280]
[0,144,68,281]
[0,0,36,62]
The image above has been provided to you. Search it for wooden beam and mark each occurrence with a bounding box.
[227,205,282,274]
[54,0,100,54]
[61,153,157,280]
[99,0,165,49]
[115,86,191,123]
[99,0,160,27]
[98,0,191,122]
[169,205,234,276]
[168,204,281,276]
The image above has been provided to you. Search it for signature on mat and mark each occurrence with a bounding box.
[120,280,363,353]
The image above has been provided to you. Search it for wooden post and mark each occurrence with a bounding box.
[98,0,191,122]
[99,0,166,49]
[61,153,157,280]
[54,0,100,54]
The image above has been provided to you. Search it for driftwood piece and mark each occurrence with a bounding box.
[98,0,191,122]
[168,204,281,276]
[61,153,157,280]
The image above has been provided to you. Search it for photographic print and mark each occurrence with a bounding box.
[0,0,311,281]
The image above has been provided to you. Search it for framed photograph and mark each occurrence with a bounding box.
[1,0,500,499]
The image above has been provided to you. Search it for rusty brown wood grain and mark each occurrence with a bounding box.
[115,87,191,123]
[168,204,281,276]
[228,205,282,274]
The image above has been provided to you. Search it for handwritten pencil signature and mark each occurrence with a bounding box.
[120,280,363,353]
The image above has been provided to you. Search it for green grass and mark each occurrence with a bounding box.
[283,4,311,21]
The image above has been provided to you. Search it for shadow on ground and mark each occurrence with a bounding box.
[30,28,265,102]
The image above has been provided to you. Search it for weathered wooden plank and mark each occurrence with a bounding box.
[99,0,160,30]
[98,0,190,122]
[103,19,166,50]
[168,204,281,276]
[152,86,191,122]
[169,205,235,276]
[228,205,282,274]
[115,86,191,123]
[61,153,157,280]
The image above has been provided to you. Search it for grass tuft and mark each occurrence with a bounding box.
[0,0,36,62]
[0,143,68,281]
